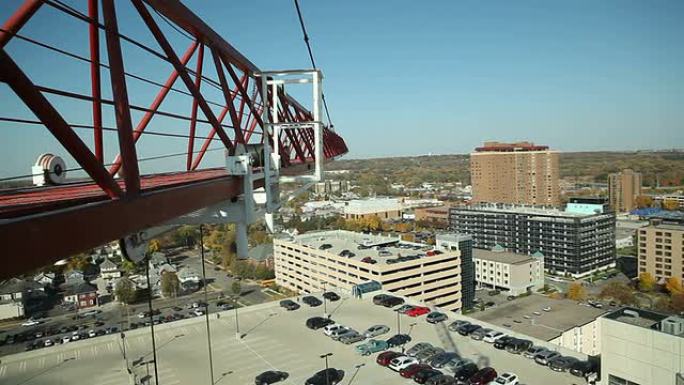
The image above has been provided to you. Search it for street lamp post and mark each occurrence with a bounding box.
[322,281,328,317]
[320,353,333,385]
[396,311,401,334]
[234,296,240,339]
[347,363,365,385]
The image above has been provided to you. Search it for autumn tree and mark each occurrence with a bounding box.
[160,271,180,298]
[147,239,161,254]
[672,293,684,312]
[231,281,242,297]
[662,199,680,211]
[665,277,683,295]
[635,195,653,209]
[638,272,656,292]
[121,259,137,275]
[567,282,587,301]
[66,254,91,272]
[115,277,137,304]
[599,282,637,305]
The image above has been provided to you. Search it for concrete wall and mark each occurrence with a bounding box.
[0,301,24,320]
[550,318,601,356]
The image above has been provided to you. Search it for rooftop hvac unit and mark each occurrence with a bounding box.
[661,316,684,336]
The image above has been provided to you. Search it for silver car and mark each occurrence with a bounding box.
[406,342,433,357]
[444,357,473,373]
[470,327,492,341]
[363,325,390,338]
[416,347,445,364]
[524,345,548,359]
[340,332,366,345]
[429,352,459,368]
[330,327,355,341]
[448,320,470,332]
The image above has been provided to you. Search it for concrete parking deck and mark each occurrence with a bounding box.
[0,295,588,385]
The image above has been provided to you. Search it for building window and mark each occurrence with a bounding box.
[608,374,641,385]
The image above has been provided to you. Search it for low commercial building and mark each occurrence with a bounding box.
[274,230,467,312]
[415,205,451,227]
[450,204,616,277]
[637,220,684,285]
[601,307,683,385]
[473,246,544,296]
[342,198,402,221]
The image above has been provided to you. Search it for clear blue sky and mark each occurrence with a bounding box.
[1,0,683,178]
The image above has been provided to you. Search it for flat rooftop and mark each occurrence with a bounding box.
[289,230,435,265]
[471,294,608,341]
[473,248,537,264]
[604,307,670,329]
[452,204,607,218]
[653,223,684,232]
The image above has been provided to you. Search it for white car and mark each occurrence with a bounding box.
[71,331,80,341]
[44,339,53,347]
[542,306,552,312]
[323,324,346,337]
[21,319,40,327]
[388,355,418,371]
[494,372,519,385]
[483,330,504,343]
[137,312,146,319]
[62,336,71,344]
[88,330,96,338]
[193,309,205,317]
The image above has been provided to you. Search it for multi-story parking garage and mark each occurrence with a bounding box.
[274,230,468,312]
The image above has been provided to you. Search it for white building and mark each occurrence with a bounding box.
[99,258,121,280]
[342,198,402,221]
[601,307,683,385]
[550,318,602,356]
[473,246,544,296]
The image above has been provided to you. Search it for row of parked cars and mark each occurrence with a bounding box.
[448,319,598,378]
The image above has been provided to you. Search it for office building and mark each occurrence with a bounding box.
[450,204,616,277]
[415,205,451,228]
[435,234,475,309]
[472,245,544,296]
[470,141,559,206]
[342,198,402,221]
[565,197,610,215]
[608,169,642,213]
[274,230,466,312]
[601,307,683,385]
[637,220,684,285]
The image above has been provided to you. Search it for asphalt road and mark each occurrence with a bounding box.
[0,293,588,385]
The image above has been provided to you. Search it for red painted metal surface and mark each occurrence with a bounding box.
[0,0,348,277]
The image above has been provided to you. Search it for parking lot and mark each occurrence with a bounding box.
[0,293,587,385]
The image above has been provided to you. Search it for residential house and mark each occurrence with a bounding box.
[247,243,274,269]
[61,282,98,309]
[33,272,58,288]
[0,278,46,320]
[99,258,122,280]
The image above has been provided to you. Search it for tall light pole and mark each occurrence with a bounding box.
[320,353,333,385]
[322,281,328,317]
[347,363,365,385]
[396,311,401,334]
[233,295,240,339]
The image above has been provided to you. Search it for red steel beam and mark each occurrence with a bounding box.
[102,0,140,195]
[88,0,103,163]
[190,105,228,171]
[186,43,204,170]
[109,41,198,176]
[0,48,123,198]
[210,46,245,149]
[0,0,42,48]
[132,0,234,152]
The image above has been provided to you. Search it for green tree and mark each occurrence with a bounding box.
[115,278,136,304]
[160,271,180,298]
[231,281,241,297]
[638,272,656,292]
[121,259,137,275]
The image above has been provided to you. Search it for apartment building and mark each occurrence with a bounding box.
[470,141,560,206]
[274,230,465,312]
[551,318,602,356]
[342,198,402,221]
[450,204,616,277]
[435,234,474,310]
[601,308,683,385]
[637,220,684,285]
[608,169,642,213]
[473,246,544,296]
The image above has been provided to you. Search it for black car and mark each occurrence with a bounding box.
[304,368,345,385]
[254,370,288,385]
[453,362,479,383]
[306,317,335,330]
[569,360,598,378]
[373,294,392,305]
[493,336,515,350]
[457,324,482,336]
[505,338,533,354]
[413,368,442,384]
[386,333,412,347]
[318,244,333,250]
[303,296,322,307]
[548,356,580,372]
[381,296,405,308]
[279,300,300,311]
[323,292,340,301]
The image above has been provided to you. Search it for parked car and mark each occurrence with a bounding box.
[483,330,504,343]
[322,292,340,301]
[43,339,53,347]
[534,350,561,366]
[318,244,333,250]
[193,309,205,317]
[414,368,443,384]
[425,374,456,385]
[323,324,346,336]
[360,257,377,264]
[505,338,532,354]
[355,339,389,356]
[386,333,412,347]
[396,304,416,314]
[467,367,497,385]
[331,328,357,341]
[569,360,598,378]
[389,355,419,371]
[429,352,459,368]
[494,336,515,350]
[470,328,491,341]
[302,296,322,307]
[457,324,482,336]
[523,345,547,359]
[493,372,519,385]
[548,356,580,372]
[381,296,405,308]
[339,332,365,345]
[88,329,96,338]
[426,312,448,324]
[376,351,403,366]
[373,294,392,305]
[416,347,445,364]
[448,320,470,332]
[444,357,473,373]
[400,363,432,379]
[453,363,479,384]
[21,319,40,327]
[306,317,335,330]
[407,342,433,357]
[406,306,431,317]
[304,368,344,385]
[363,325,390,338]
[254,370,288,385]
[279,300,300,311]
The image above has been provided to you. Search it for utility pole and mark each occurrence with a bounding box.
[320,353,333,385]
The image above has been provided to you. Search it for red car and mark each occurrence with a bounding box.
[400,364,432,378]
[406,306,430,317]
[376,351,403,366]
[467,367,497,385]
